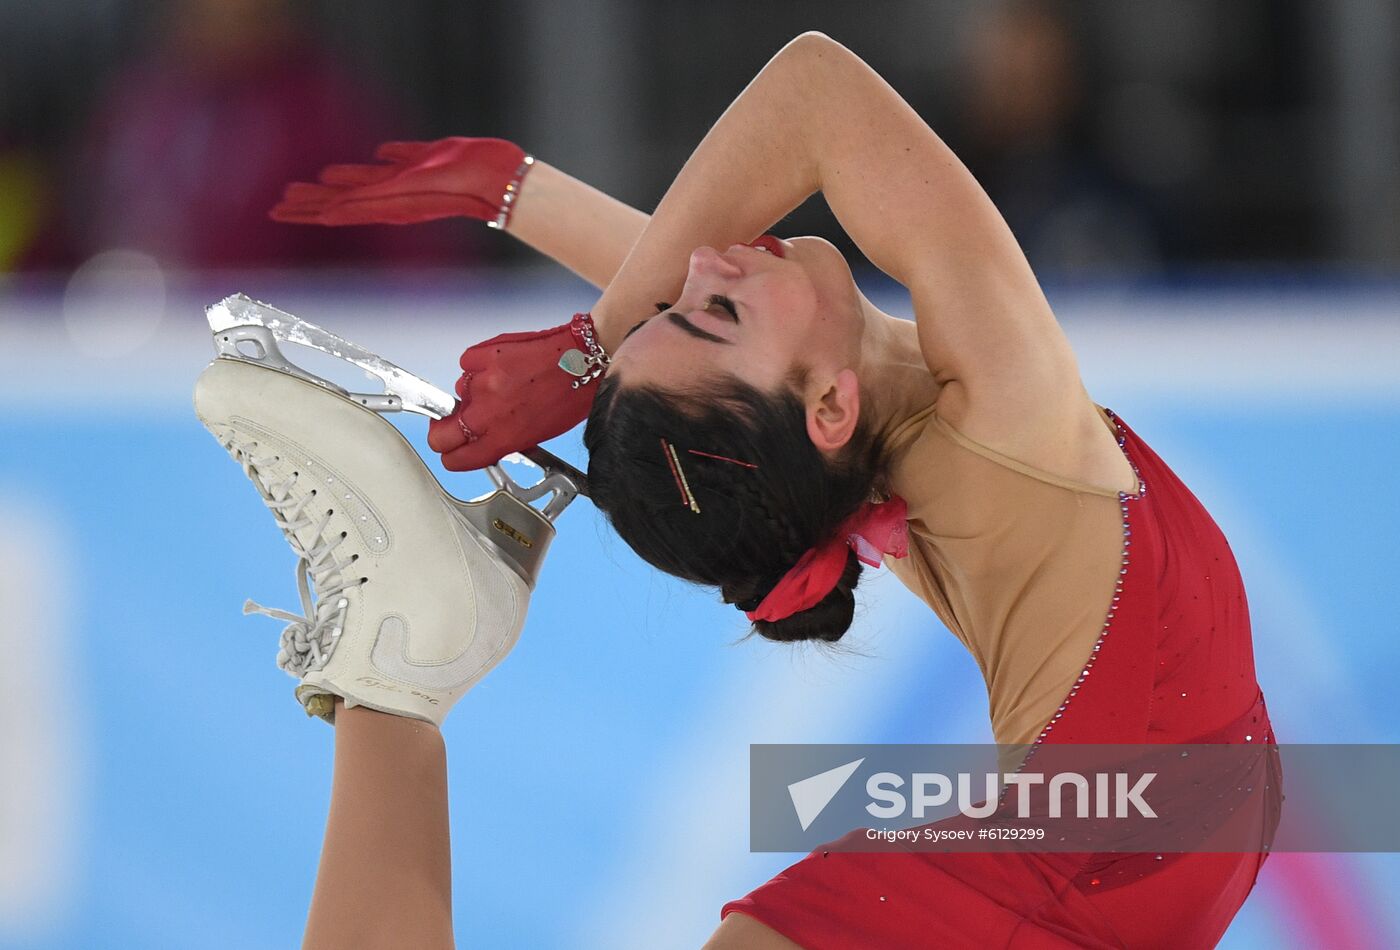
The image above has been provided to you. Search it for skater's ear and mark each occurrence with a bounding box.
[805,368,860,453]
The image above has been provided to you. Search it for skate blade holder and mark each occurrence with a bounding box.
[386,443,580,589]
[488,448,588,521]
[451,448,586,589]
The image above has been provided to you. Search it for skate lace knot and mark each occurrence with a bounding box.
[223,435,358,676]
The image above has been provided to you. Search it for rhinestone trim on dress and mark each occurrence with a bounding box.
[1031,408,1147,747]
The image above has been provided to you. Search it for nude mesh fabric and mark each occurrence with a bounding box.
[881,401,1129,746]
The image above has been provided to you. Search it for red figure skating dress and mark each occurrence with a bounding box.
[723,404,1278,949]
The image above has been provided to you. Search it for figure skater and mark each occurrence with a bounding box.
[216,31,1276,948]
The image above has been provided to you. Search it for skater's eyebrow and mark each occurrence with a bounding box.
[665,311,730,345]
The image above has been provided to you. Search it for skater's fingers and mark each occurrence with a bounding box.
[439,439,503,473]
[433,409,506,471]
[438,438,474,470]
[458,344,499,374]
[269,196,350,222]
[268,206,328,224]
[280,181,341,204]
[374,140,431,164]
[317,163,399,187]
[458,354,485,375]
[455,370,507,411]
[269,195,337,213]
[427,413,466,454]
[268,200,323,216]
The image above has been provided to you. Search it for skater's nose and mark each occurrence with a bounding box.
[687,246,744,281]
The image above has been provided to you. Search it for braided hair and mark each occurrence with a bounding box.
[583,372,885,643]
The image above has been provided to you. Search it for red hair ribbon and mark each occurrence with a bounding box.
[745,495,910,623]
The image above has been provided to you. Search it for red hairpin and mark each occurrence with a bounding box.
[660,439,700,513]
[687,448,758,469]
[660,442,759,514]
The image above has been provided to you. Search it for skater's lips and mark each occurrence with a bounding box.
[744,235,786,258]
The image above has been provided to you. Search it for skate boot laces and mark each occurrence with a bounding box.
[220,432,360,676]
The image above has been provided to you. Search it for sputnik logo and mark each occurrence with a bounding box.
[787,758,865,831]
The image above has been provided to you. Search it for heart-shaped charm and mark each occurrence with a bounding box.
[558,348,592,377]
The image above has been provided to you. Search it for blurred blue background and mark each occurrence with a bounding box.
[1,277,1397,949]
[3,0,1399,946]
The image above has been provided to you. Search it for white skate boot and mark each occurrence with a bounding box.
[193,294,584,726]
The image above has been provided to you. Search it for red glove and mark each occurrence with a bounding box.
[427,313,608,471]
[269,137,533,228]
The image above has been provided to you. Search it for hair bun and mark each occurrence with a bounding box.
[721,582,767,614]
[751,550,863,644]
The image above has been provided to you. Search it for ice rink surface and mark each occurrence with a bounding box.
[1,276,1397,948]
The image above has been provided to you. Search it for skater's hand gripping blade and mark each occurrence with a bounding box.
[193,355,569,726]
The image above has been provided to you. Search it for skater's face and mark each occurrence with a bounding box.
[608,235,864,404]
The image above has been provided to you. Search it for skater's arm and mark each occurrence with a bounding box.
[589,32,1076,400]
[270,139,645,291]
[505,161,649,290]
[587,33,817,351]
[303,702,454,949]
[304,701,799,950]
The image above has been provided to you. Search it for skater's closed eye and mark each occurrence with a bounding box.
[707,295,738,319]
[665,312,730,344]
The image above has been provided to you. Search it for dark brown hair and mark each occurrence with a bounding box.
[583,374,884,642]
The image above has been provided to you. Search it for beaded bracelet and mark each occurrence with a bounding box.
[557,312,610,388]
[487,154,536,230]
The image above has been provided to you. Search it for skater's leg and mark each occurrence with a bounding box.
[303,701,453,950]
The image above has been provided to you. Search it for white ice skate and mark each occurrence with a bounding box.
[193,294,585,726]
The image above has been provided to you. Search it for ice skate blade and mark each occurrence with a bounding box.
[206,293,456,419]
